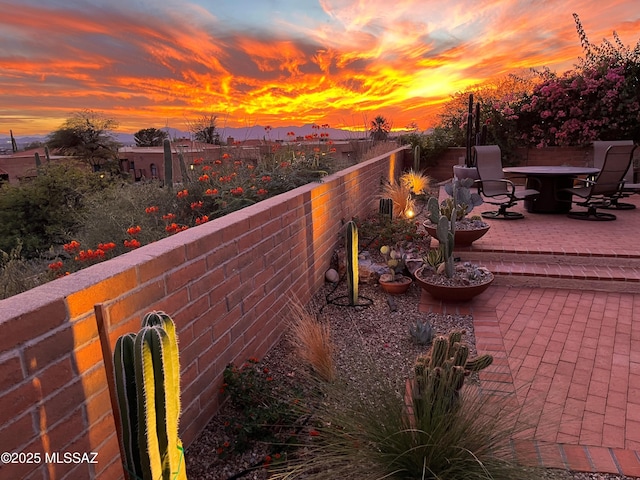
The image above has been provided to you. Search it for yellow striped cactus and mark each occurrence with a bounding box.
[345,220,359,306]
[113,311,187,480]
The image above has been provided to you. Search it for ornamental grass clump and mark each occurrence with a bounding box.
[288,300,335,382]
[270,338,543,480]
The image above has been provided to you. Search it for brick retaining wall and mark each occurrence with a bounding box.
[426,146,592,182]
[0,146,407,479]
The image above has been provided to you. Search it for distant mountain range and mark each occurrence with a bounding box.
[1,124,373,152]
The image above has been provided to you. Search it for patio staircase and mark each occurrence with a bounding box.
[458,249,640,294]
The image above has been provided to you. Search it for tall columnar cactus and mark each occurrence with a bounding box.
[427,196,455,277]
[113,311,187,480]
[465,94,474,167]
[177,147,190,183]
[163,139,173,190]
[34,152,41,168]
[413,144,421,172]
[379,198,393,221]
[44,146,51,162]
[413,330,493,417]
[464,94,487,167]
[345,220,359,306]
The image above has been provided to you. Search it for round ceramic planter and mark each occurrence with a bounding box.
[453,165,479,181]
[379,276,412,295]
[423,223,490,248]
[413,267,494,301]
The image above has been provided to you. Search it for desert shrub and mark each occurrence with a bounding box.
[0,163,112,257]
[0,244,47,299]
[74,180,177,251]
[219,358,303,454]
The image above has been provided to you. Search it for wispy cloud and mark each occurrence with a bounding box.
[0,0,638,135]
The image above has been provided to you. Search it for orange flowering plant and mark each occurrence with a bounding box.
[40,132,338,283]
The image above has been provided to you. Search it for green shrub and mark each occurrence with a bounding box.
[0,244,47,299]
[219,358,302,454]
[0,163,112,257]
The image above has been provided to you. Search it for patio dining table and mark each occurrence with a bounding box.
[503,166,600,213]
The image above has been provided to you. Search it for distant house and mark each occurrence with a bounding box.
[0,147,74,184]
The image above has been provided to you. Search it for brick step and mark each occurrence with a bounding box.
[456,251,640,293]
[458,249,640,268]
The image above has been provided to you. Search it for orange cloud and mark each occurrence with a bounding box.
[0,0,638,136]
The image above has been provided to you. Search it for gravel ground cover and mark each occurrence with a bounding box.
[185,279,638,480]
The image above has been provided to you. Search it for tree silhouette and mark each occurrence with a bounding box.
[46,109,120,171]
[134,128,168,147]
[370,115,391,141]
[189,114,219,144]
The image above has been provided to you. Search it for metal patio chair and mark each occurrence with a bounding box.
[564,144,638,220]
[474,145,539,219]
[592,140,640,209]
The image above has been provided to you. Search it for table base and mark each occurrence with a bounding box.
[525,175,574,213]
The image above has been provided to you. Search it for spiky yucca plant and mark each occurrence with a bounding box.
[288,300,335,382]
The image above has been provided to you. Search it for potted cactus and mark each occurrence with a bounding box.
[415,196,493,301]
[378,244,413,294]
[423,177,489,247]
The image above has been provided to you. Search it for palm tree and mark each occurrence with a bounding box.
[370,115,391,141]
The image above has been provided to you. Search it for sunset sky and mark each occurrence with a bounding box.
[1,0,639,136]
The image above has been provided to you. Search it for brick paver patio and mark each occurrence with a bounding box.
[419,189,640,477]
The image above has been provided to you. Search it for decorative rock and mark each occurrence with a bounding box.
[325,268,339,283]
[358,259,381,284]
[334,249,387,284]
[379,273,395,283]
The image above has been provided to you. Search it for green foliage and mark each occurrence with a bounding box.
[398,129,453,167]
[0,163,111,257]
[134,128,168,147]
[74,180,176,250]
[220,358,300,453]
[0,243,46,299]
[355,214,425,248]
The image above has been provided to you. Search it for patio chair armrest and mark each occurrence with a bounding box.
[573,177,596,187]
[474,178,517,195]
